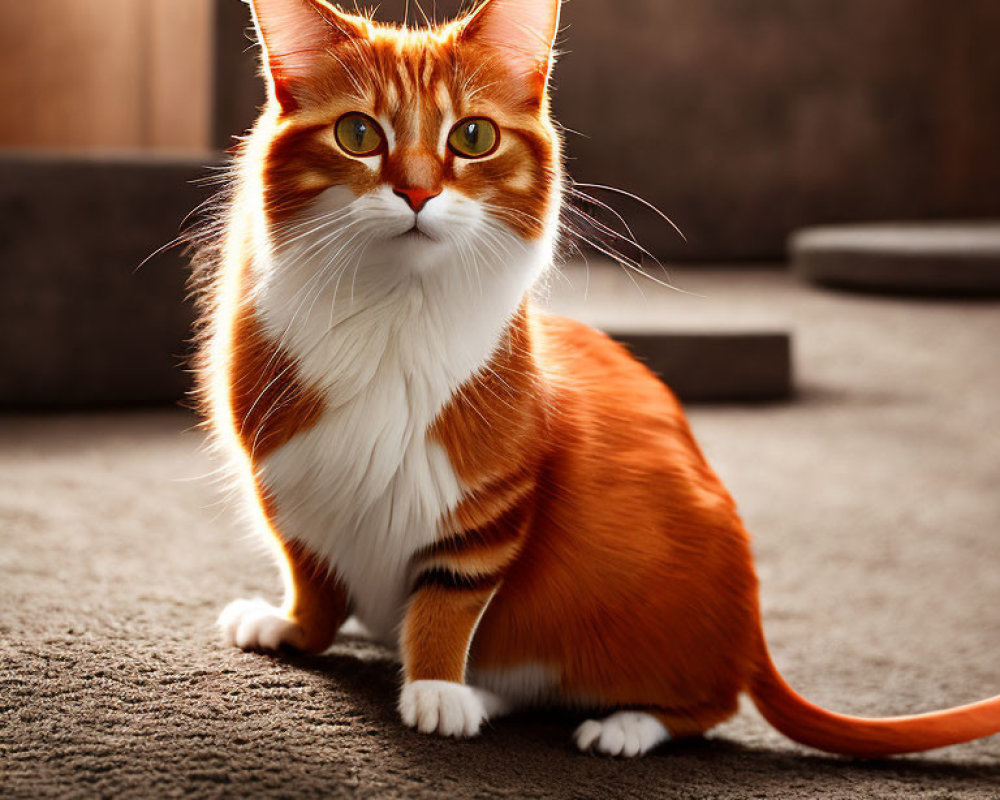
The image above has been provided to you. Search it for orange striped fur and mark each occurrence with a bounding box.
[200,0,999,757]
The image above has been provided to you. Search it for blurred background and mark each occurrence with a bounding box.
[3,3,999,796]
[2,0,999,407]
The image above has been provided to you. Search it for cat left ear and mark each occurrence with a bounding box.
[248,0,363,111]
[459,0,561,101]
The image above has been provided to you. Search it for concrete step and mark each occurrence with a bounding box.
[609,331,791,403]
[791,222,1000,296]
[541,261,794,403]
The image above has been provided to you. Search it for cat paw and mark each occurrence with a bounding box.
[218,598,303,651]
[574,711,670,757]
[337,615,372,639]
[399,680,487,738]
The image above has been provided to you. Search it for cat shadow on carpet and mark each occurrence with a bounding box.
[273,645,1000,795]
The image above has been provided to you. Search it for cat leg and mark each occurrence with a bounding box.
[397,575,505,737]
[220,539,349,655]
[399,498,531,736]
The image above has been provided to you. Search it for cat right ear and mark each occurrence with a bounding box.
[248,0,363,112]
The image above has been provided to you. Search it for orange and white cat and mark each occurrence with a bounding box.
[200,0,999,757]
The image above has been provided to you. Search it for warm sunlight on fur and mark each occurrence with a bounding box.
[192,0,1000,758]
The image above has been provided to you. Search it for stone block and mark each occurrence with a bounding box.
[0,153,213,408]
[612,331,793,403]
[791,222,1000,296]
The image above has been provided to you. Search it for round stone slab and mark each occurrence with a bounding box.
[790,222,1000,295]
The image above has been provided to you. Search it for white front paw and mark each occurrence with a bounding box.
[399,680,487,738]
[218,598,302,651]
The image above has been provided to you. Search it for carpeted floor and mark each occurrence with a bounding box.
[2,267,998,799]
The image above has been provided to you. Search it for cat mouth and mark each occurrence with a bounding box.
[396,224,434,242]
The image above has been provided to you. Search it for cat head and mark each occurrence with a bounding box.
[245,0,562,282]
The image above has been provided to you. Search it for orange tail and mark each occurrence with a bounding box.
[748,638,1000,757]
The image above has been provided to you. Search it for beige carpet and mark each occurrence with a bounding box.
[2,267,998,798]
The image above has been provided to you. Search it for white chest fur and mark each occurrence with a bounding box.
[250,210,551,640]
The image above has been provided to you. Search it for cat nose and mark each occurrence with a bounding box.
[393,186,440,213]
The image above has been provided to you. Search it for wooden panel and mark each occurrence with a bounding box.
[147,0,213,152]
[212,0,266,149]
[0,0,211,152]
[0,0,143,149]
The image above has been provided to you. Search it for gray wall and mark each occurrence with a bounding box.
[215,0,1000,260]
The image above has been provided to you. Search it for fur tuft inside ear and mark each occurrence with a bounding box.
[459,0,561,97]
[248,0,363,110]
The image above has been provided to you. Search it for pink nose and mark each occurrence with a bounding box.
[393,186,440,213]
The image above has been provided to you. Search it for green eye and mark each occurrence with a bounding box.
[334,112,384,156]
[448,117,499,159]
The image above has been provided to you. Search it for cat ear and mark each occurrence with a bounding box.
[248,0,363,111]
[459,0,561,99]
